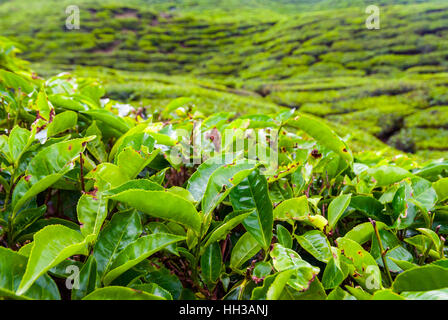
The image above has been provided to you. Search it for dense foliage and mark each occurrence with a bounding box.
[1,0,447,159]
[1,35,448,300]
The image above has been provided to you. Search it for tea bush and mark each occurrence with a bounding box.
[1,0,448,158]
[1,37,448,300]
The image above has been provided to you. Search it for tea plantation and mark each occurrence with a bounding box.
[1,0,448,302]
[1,0,448,159]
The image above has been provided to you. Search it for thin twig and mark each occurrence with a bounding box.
[79,152,85,193]
[369,218,393,286]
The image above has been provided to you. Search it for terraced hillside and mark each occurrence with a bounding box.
[1,0,447,159]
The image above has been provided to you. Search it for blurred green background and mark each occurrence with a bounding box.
[1,0,447,159]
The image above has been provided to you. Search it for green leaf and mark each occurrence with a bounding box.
[47,259,82,279]
[103,233,185,285]
[115,132,155,158]
[85,121,107,162]
[0,69,34,93]
[431,259,448,269]
[47,111,77,137]
[328,194,351,230]
[168,186,195,203]
[433,178,448,202]
[349,196,391,224]
[202,211,252,251]
[0,247,60,300]
[93,210,142,277]
[414,161,448,182]
[253,262,272,279]
[0,134,11,164]
[392,265,448,293]
[345,286,372,300]
[146,222,179,255]
[286,115,353,164]
[343,221,388,244]
[11,205,46,241]
[384,247,414,273]
[49,94,88,111]
[230,232,262,270]
[71,256,99,300]
[202,160,256,218]
[77,193,107,239]
[35,89,57,122]
[327,287,356,300]
[370,230,413,273]
[270,243,320,291]
[106,190,202,234]
[274,196,328,230]
[251,270,295,300]
[279,279,327,300]
[102,179,164,197]
[367,165,412,187]
[372,289,405,300]
[411,177,438,212]
[9,125,33,164]
[17,225,88,296]
[86,163,129,192]
[322,248,348,290]
[200,242,222,285]
[337,237,381,291]
[417,228,441,252]
[230,168,273,250]
[388,258,417,271]
[82,109,131,134]
[117,147,160,179]
[129,283,173,300]
[270,178,293,202]
[15,218,81,243]
[83,286,165,300]
[11,137,92,215]
[392,185,406,221]
[187,154,239,202]
[404,235,440,259]
[273,196,309,222]
[393,184,422,230]
[114,132,157,177]
[146,132,177,147]
[401,288,448,300]
[295,230,332,263]
[144,266,183,300]
[107,124,145,160]
[276,224,293,249]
